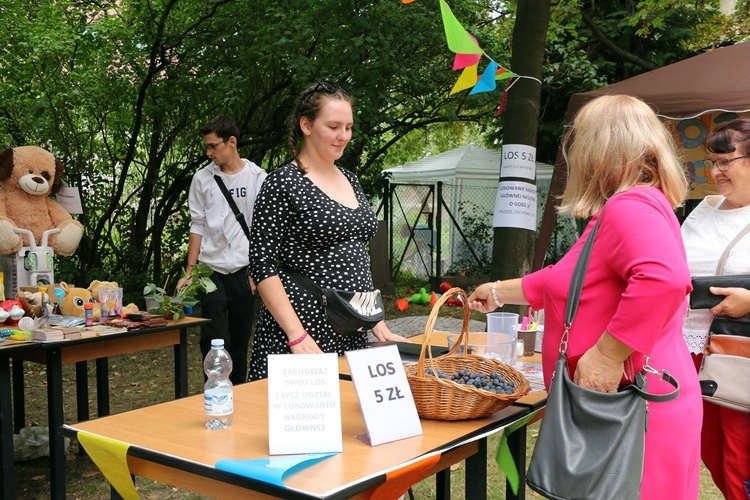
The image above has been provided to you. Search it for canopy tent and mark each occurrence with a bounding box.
[536,42,750,271]
[383,144,554,184]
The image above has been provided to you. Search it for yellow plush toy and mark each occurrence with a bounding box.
[87,280,119,302]
[0,146,84,256]
[58,283,100,320]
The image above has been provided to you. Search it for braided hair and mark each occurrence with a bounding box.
[287,81,352,173]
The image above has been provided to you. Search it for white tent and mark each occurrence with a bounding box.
[382,145,554,186]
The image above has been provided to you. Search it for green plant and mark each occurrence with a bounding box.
[143,263,217,321]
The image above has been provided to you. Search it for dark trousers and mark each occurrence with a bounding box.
[199,267,254,385]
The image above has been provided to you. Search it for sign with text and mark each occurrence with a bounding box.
[55,186,83,214]
[267,353,342,455]
[493,181,537,231]
[345,345,422,446]
[500,144,537,180]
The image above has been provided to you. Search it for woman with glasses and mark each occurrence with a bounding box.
[247,81,409,381]
[681,118,750,499]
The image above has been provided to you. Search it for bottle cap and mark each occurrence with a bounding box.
[210,339,224,348]
[84,303,94,310]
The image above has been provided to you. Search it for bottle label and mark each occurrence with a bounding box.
[204,389,233,416]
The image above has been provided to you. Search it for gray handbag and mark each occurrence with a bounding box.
[526,210,680,500]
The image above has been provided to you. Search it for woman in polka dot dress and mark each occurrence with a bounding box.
[248,81,409,381]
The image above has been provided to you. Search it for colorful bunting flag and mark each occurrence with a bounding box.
[439,0,483,55]
[450,63,479,95]
[469,61,498,95]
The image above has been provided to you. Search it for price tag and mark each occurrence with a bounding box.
[55,186,83,214]
[345,345,422,446]
[267,353,342,455]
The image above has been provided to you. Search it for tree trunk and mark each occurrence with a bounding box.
[491,0,551,288]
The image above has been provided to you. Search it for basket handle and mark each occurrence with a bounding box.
[416,287,470,377]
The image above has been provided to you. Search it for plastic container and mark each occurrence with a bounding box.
[447,332,517,364]
[204,339,233,429]
[83,303,94,327]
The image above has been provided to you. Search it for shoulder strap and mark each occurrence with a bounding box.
[716,219,750,275]
[213,175,251,240]
[283,266,323,297]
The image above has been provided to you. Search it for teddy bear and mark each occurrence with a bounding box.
[0,146,84,256]
[58,283,101,320]
[87,280,119,302]
[16,290,53,317]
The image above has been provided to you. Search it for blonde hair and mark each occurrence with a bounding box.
[558,94,688,218]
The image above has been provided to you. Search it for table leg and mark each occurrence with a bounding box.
[174,327,188,399]
[13,359,24,433]
[0,355,15,499]
[465,437,487,500]
[46,348,66,499]
[76,361,89,422]
[435,468,451,500]
[96,357,110,417]
[505,424,527,500]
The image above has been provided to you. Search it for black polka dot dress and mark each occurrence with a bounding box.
[248,163,378,380]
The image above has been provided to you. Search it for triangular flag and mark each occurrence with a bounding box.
[77,432,139,500]
[495,67,516,80]
[450,63,479,95]
[452,34,482,70]
[469,61,499,95]
[439,0,483,55]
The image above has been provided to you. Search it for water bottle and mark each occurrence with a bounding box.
[203,339,233,429]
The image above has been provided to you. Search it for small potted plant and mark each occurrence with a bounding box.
[143,263,217,321]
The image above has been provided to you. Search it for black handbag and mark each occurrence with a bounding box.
[526,209,680,500]
[689,219,750,310]
[284,267,384,335]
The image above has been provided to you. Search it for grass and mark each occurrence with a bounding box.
[12,295,723,498]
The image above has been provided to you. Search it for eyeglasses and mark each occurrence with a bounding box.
[704,155,750,172]
[302,80,338,103]
[205,139,227,152]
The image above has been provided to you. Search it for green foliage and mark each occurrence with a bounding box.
[446,201,493,276]
[143,263,216,321]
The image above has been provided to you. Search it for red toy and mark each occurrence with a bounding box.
[395,298,409,311]
[439,281,452,294]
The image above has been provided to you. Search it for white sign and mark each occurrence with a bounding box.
[493,181,537,231]
[345,345,422,446]
[500,144,537,180]
[267,353,342,455]
[55,186,83,214]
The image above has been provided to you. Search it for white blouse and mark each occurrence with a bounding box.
[681,195,750,354]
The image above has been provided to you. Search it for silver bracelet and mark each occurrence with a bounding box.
[491,280,504,308]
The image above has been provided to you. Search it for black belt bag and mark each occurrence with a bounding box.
[283,267,384,335]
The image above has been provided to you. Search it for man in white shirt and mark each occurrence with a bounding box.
[179,115,267,384]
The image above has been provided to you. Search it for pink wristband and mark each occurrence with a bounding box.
[286,330,308,347]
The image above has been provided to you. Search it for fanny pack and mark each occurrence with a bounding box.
[283,267,384,335]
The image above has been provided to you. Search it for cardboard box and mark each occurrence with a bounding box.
[20,284,70,304]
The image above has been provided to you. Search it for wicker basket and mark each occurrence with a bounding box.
[404,287,531,420]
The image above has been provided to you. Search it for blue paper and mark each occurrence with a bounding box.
[469,61,499,95]
[215,452,337,487]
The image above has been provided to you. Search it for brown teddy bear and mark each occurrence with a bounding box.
[0,146,84,256]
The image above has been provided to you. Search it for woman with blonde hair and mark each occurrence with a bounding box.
[469,95,701,498]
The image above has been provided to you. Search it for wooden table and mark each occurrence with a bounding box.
[0,316,209,499]
[338,333,548,499]
[62,379,532,500]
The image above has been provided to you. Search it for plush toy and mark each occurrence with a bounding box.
[87,280,119,301]
[58,283,100,320]
[0,146,83,256]
[16,290,53,317]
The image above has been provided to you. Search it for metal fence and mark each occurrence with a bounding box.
[379,180,578,281]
